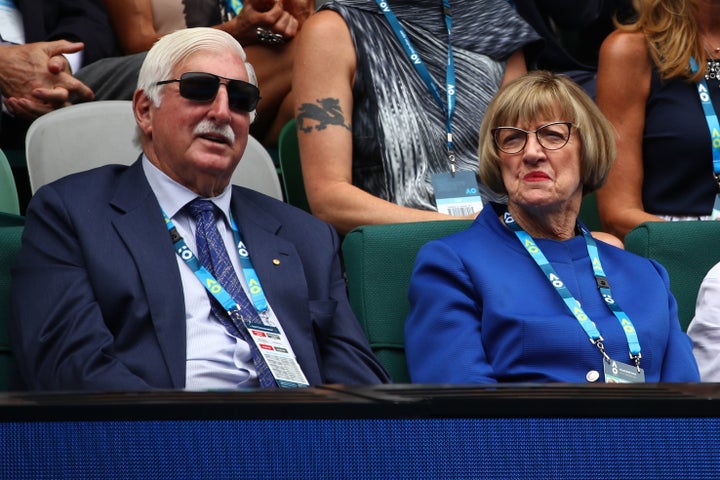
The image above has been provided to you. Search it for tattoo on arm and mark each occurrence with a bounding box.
[296,97,352,133]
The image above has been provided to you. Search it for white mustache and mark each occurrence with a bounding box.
[194,120,235,144]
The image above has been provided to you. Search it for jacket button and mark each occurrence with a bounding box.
[586,370,600,382]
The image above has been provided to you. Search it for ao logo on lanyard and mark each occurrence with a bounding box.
[375,0,483,216]
[503,211,644,383]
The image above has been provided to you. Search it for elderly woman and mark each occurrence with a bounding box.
[404,71,699,384]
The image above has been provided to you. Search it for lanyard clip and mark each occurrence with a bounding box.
[715,174,720,193]
[595,276,610,289]
[591,337,611,361]
[448,149,456,175]
[229,309,250,328]
[630,353,642,372]
[168,226,181,243]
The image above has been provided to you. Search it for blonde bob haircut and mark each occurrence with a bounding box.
[478,70,616,197]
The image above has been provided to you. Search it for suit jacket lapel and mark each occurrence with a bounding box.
[110,161,187,388]
[17,0,44,42]
[230,189,322,384]
[230,190,305,313]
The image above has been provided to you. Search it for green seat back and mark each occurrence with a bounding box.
[278,119,310,212]
[579,192,601,232]
[342,220,473,382]
[0,149,20,215]
[0,219,25,390]
[625,221,720,332]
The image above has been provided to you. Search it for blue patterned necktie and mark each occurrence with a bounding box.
[185,198,276,388]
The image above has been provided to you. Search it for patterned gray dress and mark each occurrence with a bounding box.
[318,0,540,210]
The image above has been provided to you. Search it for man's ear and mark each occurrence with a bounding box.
[133,89,154,137]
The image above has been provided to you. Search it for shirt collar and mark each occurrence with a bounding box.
[142,155,233,222]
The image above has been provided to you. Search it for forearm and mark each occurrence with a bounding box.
[598,201,666,240]
[308,182,473,235]
[103,0,160,54]
[602,209,665,239]
[500,49,527,87]
[215,16,259,46]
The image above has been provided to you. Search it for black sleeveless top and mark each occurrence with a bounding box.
[642,65,720,216]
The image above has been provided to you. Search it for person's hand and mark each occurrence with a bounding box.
[226,0,299,45]
[282,0,314,26]
[0,40,94,119]
[251,0,278,10]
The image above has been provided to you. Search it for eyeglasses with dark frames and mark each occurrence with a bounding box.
[155,72,261,112]
[492,121,574,154]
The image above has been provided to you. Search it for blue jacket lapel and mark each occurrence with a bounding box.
[110,161,187,388]
[230,188,321,384]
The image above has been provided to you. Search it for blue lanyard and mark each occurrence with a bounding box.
[226,0,243,15]
[163,208,270,321]
[374,0,458,168]
[227,215,269,313]
[503,211,642,367]
[690,57,720,184]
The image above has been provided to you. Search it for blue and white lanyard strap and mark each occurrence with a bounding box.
[690,57,720,189]
[374,0,458,170]
[162,209,270,322]
[581,225,642,363]
[227,215,269,315]
[503,212,642,369]
[226,0,243,15]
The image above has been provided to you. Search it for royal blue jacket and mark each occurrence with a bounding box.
[405,204,699,384]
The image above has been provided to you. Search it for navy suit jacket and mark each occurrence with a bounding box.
[10,161,389,390]
[16,0,116,65]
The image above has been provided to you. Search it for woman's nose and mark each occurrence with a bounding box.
[522,134,546,162]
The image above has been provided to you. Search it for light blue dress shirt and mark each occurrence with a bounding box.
[143,156,281,390]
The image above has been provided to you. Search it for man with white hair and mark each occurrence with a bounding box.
[10,27,389,391]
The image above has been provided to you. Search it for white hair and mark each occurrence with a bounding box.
[137,27,258,122]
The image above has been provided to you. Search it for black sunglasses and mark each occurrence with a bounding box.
[156,72,261,112]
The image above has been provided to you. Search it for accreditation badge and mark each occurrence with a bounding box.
[431,171,483,216]
[246,322,310,388]
[603,358,645,383]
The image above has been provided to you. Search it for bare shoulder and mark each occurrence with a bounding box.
[301,9,352,42]
[598,30,651,97]
[295,9,356,90]
[600,30,650,65]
